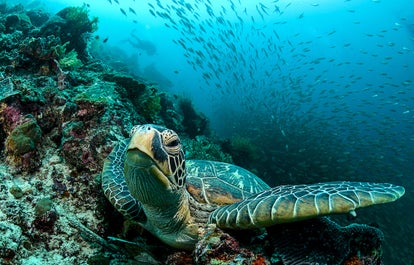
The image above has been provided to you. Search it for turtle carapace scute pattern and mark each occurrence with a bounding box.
[102,124,405,251]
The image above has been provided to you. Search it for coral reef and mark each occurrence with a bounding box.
[2,5,32,34]
[193,226,269,265]
[58,49,83,70]
[0,221,22,262]
[101,72,168,123]
[5,116,43,172]
[0,77,19,101]
[266,218,384,265]
[166,218,384,265]
[0,4,93,78]
[0,3,218,264]
[38,6,98,61]
[0,3,390,265]
[228,136,259,167]
[159,93,184,131]
[178,97,209,138]
[182,135,233,163]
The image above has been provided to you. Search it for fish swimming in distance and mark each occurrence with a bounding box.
[129,7,136,15]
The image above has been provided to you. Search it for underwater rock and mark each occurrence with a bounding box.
[26,9,50,27]
[4,3,25,14]
[0,77,20,102]
[157,218,384,265]
[182,135,233,163]
[101,72,162,122]
[266,218,384,265]
[20,35,61,60]
[32,210,58,233]
[158,93,183,130]
[101,72,147,97]
[0,221,22,263]
[177,98,209,138]
[39,6,98,61]
[223,135,260,172]
[194,225,269,265]
[5,116,42,172]
[166,251,193,265]
[75,95,106,121]
[58,49,83,70]
[0,3,6,14]
[0,100,23,133]
[87,254,111,265]
[60,121,105,173]
[9,185,24,199]
[34,197,53,216]
[4,13,33,34]
[0,5,149,264]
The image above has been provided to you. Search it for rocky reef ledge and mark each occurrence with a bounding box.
[0,3,212,264]
[0,4,385,265]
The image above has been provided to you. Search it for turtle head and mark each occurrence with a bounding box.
[125,124,196,247]
[126,124,186,196]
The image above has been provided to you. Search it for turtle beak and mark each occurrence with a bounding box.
[125,149,153,168]
[125,149,172,190]
[124,148,174,207]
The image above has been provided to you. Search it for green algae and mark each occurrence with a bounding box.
[34,198,53,217]
[59,6,98,33]
[228,135,259,170]
[9,185,24,199]
[5,117,42,156]
[59,49,83,70]
[183,135,233,163]
[139,89,162,121]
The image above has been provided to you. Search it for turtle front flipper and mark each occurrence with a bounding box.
[102,139,145,222]
[209,181,405,229]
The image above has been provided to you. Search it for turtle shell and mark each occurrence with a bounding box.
[185,160,270,206]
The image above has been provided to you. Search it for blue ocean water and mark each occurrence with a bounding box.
[8,0,413,263]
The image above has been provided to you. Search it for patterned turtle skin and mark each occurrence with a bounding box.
[102,124,405,250]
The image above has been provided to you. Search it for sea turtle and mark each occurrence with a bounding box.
[102,124,405,250]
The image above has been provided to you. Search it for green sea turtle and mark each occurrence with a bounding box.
[102,124,405,250]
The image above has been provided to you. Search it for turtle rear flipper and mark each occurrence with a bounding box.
[102,139,145,222]
[209,181,405,229]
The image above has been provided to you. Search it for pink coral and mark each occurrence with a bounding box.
[0,103,22,132]
[194,227,270,265]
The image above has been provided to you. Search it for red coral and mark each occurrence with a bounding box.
[20,151,40,171]
[32,211,58,232]
[77,108,89,117]
[194,228,270,265]
[75,100,105,121]
[252,255,268,265]
[166,252,193,265]
[342,256,364,265]
[0,103,22,132]
[81,146,94,164]
[53,59,68,90]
